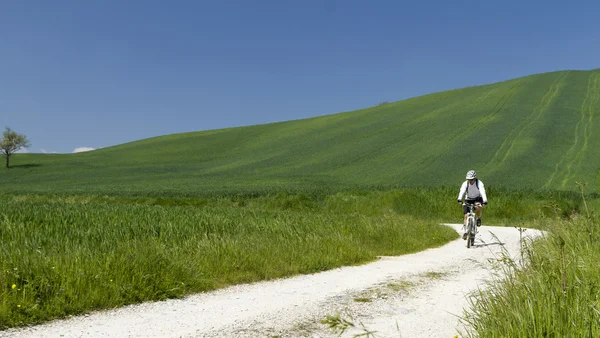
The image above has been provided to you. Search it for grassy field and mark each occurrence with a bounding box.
[2,69,600,196]
[0,187,589,329]
[1,189,461,329]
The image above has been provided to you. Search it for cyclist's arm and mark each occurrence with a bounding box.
[479,181,488,205]
[457,181,467,203]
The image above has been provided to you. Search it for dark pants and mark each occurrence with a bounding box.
[463,196,484,214]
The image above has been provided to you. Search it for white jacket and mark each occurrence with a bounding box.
[457,179,488,203]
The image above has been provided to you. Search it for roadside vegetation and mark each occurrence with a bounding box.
[0,186,591,330]
[460,184,600,337]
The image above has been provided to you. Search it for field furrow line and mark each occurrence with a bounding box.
[461,80,523,146]
[546,75,592,189]
[479,79,523,126]
[560,74,600,189]
[576,75,599,166]
[465,84,506,111]
[499,72,568,163]
[485,72,567,171]
[418,82,519,169]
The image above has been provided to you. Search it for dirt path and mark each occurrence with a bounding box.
[0,224,540,338]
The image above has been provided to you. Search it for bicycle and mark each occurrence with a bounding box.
[462,202,481,248]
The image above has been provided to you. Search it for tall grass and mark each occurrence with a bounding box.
[460,185,600,337]
[0,190,459,329]
[0,187,589,330]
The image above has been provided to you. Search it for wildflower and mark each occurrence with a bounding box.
[11,284,16,289]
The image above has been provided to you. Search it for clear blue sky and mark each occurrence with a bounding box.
[2,0,599,154]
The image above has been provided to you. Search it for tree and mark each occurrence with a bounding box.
[0,127,31,168]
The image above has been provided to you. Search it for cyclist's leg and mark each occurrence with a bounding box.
[462,204,469,239]
[475,197,483,226]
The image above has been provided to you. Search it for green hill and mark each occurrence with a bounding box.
[3,68,600,196]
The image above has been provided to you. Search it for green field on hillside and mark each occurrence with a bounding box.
[2,69,600,196]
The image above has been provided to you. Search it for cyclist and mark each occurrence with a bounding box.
[457,170,488,240]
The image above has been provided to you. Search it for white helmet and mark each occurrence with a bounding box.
[466,170,477,179]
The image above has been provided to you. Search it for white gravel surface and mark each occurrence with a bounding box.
[0,223,541,338]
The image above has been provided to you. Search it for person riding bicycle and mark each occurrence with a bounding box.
[457,170,488,240]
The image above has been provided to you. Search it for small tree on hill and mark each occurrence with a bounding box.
[1,127,31,168]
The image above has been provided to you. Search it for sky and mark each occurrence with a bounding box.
[1,0,599,154]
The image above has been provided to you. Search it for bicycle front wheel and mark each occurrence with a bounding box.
[467,218,474,248]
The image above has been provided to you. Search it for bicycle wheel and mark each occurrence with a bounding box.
[466,218,474,248]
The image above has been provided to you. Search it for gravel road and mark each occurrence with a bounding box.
[0,223,540,338]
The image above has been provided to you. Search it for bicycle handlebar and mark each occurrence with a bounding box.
[461,202,483,207]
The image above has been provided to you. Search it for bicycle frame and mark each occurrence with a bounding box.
[462,202,479,248]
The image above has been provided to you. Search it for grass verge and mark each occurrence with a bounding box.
[459,185,600,337]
